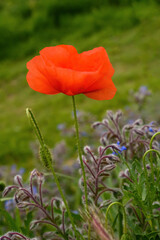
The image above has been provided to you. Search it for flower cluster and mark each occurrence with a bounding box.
[93,110,160,160]
[0,232,36,240]
[3,170,73,240]
[80,144,122,207]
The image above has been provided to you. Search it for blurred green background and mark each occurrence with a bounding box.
[0,0,160,169]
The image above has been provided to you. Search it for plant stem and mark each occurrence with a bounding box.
[26,108,80,240]
[49,162,79,239]
[118,206,123,239]
[71,96,90,240]
[149,131,160,149]
[71,96,88,211]
[105,202,127,235]
[142,148,160,230]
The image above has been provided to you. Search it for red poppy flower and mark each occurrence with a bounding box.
[26,45,116,100]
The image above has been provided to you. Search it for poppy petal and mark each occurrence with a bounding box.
[84,79,116,100]
[26,45,116,100]
[27,56,59,94]
[40,45,78,68]
[73,47,114,76]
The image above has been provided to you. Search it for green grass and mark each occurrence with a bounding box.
[0,1,160,168]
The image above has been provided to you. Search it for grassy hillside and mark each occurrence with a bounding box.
[0,1,160,168]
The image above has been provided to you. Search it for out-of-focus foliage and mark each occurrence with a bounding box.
[0,0,159,60]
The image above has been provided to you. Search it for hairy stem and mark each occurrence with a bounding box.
[72,96,88,210]
[72,96,90,240]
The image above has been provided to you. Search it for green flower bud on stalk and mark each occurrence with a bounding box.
[26,108,52,170]
[39,144,52,170]
[26,107,79,239]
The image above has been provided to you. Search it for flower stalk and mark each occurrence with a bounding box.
[71,96,91,240]
[71,96,88,211]
[26,108,79,240]
[142,148,160,230]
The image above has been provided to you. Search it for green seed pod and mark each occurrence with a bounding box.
[0,181,6,192]
[39,144,52,170]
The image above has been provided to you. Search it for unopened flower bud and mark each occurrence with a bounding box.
[107,154,120,162]
[92,121,101,128]
[14,175,23,185]
[100,137,107,146]
[37,172,44,185]
[119,171,125,178]
[134,129,144,135]
[102,119,109,125]
[15,189,29,203]
[39,144,52,170]
[3,186,12,197]
[102,164,116,171]
[83,146,91,154]
[133,119,143,126]
[124,169,129,176]
[107,110,114,120]
[98,146,104,155]
[123,124,133,130]
[60,201,66,212]
[30,220,39,230]
[111,144,121,152]
[115,110,123,119]
[17,201,30,209]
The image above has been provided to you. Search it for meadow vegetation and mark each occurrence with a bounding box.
[0,0,160,168]
[0,1,160,239]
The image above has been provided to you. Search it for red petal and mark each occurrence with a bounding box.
[26,56,59,94]
[84,78,117,100]
[72,47,114,76]
[40,45,78,68]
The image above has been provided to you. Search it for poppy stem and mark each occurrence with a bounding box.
[72,96,88,211]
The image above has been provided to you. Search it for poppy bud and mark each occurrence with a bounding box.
[39,144,52,170]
